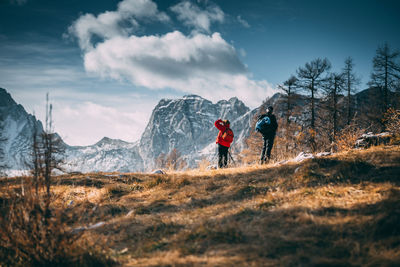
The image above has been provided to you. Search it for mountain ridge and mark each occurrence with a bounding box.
[0,88,254,174]
[1,87,399,175]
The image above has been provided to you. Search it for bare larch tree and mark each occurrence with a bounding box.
[278,75,298,125]
[297,58,331,151]
[342,57,360,125]
[297,58,331,130]
[368,43,400,113]
[322,72,346,150]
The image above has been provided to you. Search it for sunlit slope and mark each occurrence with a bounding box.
[6,146,400,266]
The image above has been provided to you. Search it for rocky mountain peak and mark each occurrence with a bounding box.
[182,94,205,101]
[95,137,131,148]
[0,88,44,175]
[139,94,252,169]
[0,88,17,108]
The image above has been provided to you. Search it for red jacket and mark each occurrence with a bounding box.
[214,119,233,148]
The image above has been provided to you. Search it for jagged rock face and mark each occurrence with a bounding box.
[7,86,395,174]
[0,89,254,174]
[64,137,143,173]
[139,95,250,169]
[0,88,44,175]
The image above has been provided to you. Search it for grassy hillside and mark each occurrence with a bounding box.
[1,146,400,266]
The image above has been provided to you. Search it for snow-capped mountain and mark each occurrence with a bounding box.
[63,137,143,173]
[0,89,255,174]
[4,86,394,175]
[0,88,44,176]
[139,95,251,169]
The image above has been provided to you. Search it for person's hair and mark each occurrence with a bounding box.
[223,119,230,126]
[267,106,273,113]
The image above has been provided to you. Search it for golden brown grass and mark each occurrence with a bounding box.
[0,180,116,266]
[1,146,400,266]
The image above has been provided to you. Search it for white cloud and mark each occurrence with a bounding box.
[67,0,169,50]
[68,0,277,109]
[171,1,224,33]
[82,31,277,107]
[83,31,245,84]
[239,48,247,58]
[237,15,250,28]
[54,101,150,146]
[117,0,169,21]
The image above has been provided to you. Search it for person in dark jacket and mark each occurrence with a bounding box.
[257,106,278,164]
[214,119,234,168]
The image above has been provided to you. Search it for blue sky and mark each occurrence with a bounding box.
[1,0,399,145]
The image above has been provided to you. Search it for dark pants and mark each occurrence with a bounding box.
[218,144,229,168]
[261,134,275,163]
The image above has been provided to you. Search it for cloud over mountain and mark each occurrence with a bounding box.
[68,0,277,107]
[67,0,170,51]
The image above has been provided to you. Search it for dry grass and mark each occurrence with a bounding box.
[0,181,116,266]
[1,146,400,266]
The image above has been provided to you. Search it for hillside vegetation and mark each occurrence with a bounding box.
[1,146,400,266]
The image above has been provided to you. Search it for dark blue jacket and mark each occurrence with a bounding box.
[257,113,278,137]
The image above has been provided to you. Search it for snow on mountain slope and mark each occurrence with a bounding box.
[0,88,44,174]
[0,89,258,174]
[63,137,143,173]
[139,94,251,169]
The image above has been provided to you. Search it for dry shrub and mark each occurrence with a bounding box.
[271,119,304,161]
[0,179,116,266]
[239,128,263,165]
[273,134,300,162]
[384,108,400,144]
[197,158,212,171]
[292,128,319,153]
[239,147,260,165]
[336,124,366,151]
[157,148,187,171]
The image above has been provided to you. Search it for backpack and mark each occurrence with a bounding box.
[222,128,234,144]
[255,116,271,134]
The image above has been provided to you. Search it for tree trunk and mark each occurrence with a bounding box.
[384,54,388,112]
[347,71,351,125]
[311,80,315,129]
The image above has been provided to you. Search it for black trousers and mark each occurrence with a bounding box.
[218,144,229,168]
[261,134,275,163]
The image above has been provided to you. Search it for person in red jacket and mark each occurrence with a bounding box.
[214,119,234,168]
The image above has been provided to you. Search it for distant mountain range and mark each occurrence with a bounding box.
[0,87,398,175]
[0,89,256,175]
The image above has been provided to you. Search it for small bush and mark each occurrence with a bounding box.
[0,179,116,266]
[197,158,212,171]
[384,108,400,136]
[336,124,366,152]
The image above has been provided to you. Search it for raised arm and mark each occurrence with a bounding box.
[214,119,226,131]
